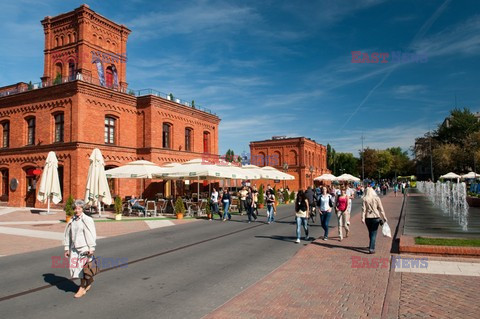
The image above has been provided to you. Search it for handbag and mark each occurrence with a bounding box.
[83,255,100,280]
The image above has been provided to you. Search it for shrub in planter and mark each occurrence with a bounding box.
[174,197,186,219]
[289,191,295,202]
[114,196,123,220]
[257,184,264,208]
[64,195,75,222]
[283,190,290,203]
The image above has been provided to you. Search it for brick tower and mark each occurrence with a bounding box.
[41,4,131,91]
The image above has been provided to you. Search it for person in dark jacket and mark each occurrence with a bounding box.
[305,186,316,223]
[221,188,232,221]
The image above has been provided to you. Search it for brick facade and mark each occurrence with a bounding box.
[249,137,328,191]
[0,5,220,207]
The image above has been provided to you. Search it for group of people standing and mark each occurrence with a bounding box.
[295,184,387,254]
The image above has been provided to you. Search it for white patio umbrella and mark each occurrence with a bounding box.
[336,173,361,182]
[85,148,112,217]
[260,166,295,180]
[37,151,62,214]
[314,173,337,181]
[462,172,480,179]
[240,164,264,180]
[440,172,461,179]
[105,160,165,178]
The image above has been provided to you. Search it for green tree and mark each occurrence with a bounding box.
[335,153,360,176]
[359,147,378,178]
[376,150,393,179]
[436,108,480,147]
[326,144,336,172]
[225,149,235,162]
[64,195,75,217]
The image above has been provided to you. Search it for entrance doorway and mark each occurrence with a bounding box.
[25,168,37,207]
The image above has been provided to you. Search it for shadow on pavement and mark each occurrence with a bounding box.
[312,241,369,254]
[255,235,314,243]
[42,273,78,293]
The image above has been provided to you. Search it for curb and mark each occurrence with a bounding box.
[399,235,480,257]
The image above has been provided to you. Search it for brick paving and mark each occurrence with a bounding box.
[398,273,480,318]
[205,193,404,319]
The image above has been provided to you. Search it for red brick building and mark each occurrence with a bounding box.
[249,136,328,191]
[0,5,220,207]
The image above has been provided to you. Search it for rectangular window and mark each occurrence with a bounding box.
[2,122,9,148]
[185,128,192,151]
[163,123,171,149]
[105,117,115,144]
[203,132,210,153]
[54,114,64,142]
[27,118,35,145]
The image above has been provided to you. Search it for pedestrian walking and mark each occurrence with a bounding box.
[336,188,349,241]
[63,199,97,298]
[318,187,333,240]
[305,186,315,223]
[221,188,232,221]
[246,187,257,223]
[393,183,398,197]
[294,190,310,243]
[238,187,248,215]
[266,188,276,223]
[252,185,259,216]
[345,184,354,229]
[361,187,388,254]
[210,188,220,220]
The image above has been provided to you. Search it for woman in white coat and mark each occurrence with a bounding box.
[63,199,97,298]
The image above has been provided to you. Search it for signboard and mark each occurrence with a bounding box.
[274,179,280,183]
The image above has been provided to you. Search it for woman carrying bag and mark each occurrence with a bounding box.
[63,199,97,298]
[336,188,349,241]
[361,187,387,254]
[294,190,310,243]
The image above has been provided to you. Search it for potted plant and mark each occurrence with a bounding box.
[257,184,264,208]
[283,189,290,204]
[53,73,62,85]
[114,196,123,220]
[64,194,74,223]
[205,199,212,219]
[289,190,295,202]
[174,197,185,219]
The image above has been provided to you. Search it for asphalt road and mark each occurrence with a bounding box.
[0,198,363,319]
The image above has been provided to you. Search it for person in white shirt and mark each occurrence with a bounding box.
[210,188,220,220]
[63,199,97,298]
[319,187,334,240]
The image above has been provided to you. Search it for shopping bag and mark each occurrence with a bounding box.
[382,222,392,238]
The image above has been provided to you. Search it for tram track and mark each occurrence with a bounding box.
[0,214,294,302]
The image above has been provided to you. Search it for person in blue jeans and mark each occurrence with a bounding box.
[221,188,231,221]
[294,190,310,243]
[266,187,276,223]
[318,187,333,240]
[361,187,387,254]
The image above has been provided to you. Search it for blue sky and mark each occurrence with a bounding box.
[1,0,479,157]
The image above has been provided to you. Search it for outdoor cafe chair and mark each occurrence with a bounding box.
[156,199,167,215]
[145,200,156,217]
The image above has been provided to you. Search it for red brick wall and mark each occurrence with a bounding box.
[250,137,329,191]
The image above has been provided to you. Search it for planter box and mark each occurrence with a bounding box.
[466,196,480,207]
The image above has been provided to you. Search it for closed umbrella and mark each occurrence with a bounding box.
[37,151,62,214]
[85,148,112,217]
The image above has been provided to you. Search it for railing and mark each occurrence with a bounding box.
[0,74,216,115]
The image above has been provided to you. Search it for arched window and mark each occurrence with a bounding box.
[273,151,281,166]
[185,128,192,151]
[68,59,75,81]
[255,152,266,166]
[72,32,76,42]
[54,113,64,142]
[0,168,8,201]
[105,66,113,88]
[1,121,9,148]
[67,34,71,44]
[60,35,64,46]
[54,63,62,84]
[163,123,172,149]
[288,150,297,166]
[26,117,35,145]
[203,131,210,153]
[55,37,59,47]
[104,117,116,144]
